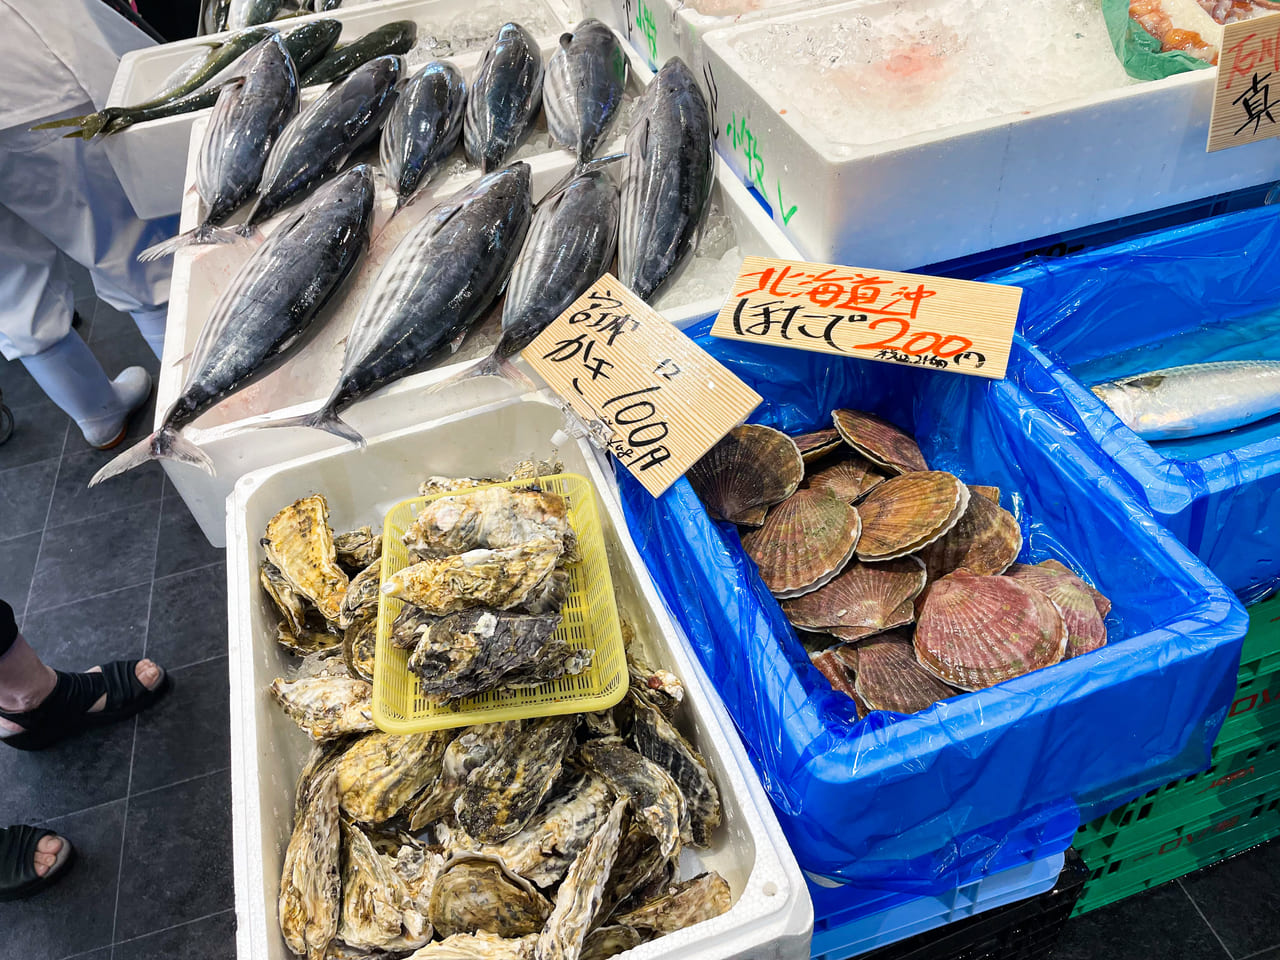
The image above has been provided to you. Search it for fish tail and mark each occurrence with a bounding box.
[261,406,366,448]
[423,352,536,397]
[31,113,98,132]
[89,427,214,487]
[137,222,238,262]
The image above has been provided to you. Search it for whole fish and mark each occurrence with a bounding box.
[311,0,343,10]
[244,55,401,230]
[1092,360,1280,440]
[380,60,467,213]
[618,57,713,302]
[228,0,284,30]
[267,162,533,444]
[92,165,377,486]
[31,26,273,139]
[301,20,418,86]
[138,33,299,261]
[465,22,544,173]
[198,0,232,35]
[543,19,627,164]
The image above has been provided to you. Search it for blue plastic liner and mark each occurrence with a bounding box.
[981,204,1280,602]
[618,317,1248,889]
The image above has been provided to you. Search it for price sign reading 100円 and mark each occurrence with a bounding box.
[710,256,1022,380]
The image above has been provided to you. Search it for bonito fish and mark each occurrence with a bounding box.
[543,19,627,164]
[465,23,544,173]
[381,60,467,213]
[266,163,533,445]
[92,166,376,485]
[1091,360,1280,440]
[618,57,713,302]
[301,20,418,86]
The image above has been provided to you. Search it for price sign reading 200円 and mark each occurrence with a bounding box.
[711,256,1022,380]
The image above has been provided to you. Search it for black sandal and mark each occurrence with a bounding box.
[0,825,75,901]
[0,661,171,751]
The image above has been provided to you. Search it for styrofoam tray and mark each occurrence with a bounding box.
[103,0,566,219]
[159,35,802,547]
[225,393,813,960]
[700,0,1280,271]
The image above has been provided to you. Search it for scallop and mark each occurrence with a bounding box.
[918,488,1022,579]
[781,557,926,643]
[856,472,969,561]
[832,409,929,474]
[915,571,1068,691]
[853,632,957,715]
[1038,559,1111,619]
[741,487,861,598]
[686,424,803,527]
[1006,562,1108,658]
[807,453,887,503]
[792,427,844,463]
[809,646,864,714]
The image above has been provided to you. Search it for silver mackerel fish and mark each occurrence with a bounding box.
[1092,360,1280,440]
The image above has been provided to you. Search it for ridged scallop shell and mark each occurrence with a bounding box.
[793,428,844,463]
[856,472,969,561]
[781,557,926,642]
[918,489,1022,579]
[854,633,957,715]
[808,454,887,503]
[742,488,861,598]
[970,485,1001,505]
[915,571,1068,690]
[687,424,803,526]
[1038,559,1111,619]
[1006,563,1108,658]
[810,646,866,715]
[832,409,929,474]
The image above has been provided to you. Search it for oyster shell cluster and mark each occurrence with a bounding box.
[689,411,1112,717]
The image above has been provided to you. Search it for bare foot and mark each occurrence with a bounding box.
[0,661,165,735]
[32,835,63,878]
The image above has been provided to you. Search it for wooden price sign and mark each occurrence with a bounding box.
[710,256,1022,380]
[523,274,762,497]
[1208,13,1280,152]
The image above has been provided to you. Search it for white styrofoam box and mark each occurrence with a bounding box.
[158,34,801,548]
[225,393,813,960]
[701,0,1280,271]
[104,0,567,220]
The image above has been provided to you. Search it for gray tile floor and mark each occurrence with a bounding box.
[0,274,1274,960]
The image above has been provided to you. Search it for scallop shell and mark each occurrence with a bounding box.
[809,646,865,715]
[832,409,929,474]
[687,424,804,526]
[1006,563,1108,658]
[1038,559,1112,619]
[970,485,1001,505]
[781,557,926,642]
[856,472,969,561]
[793,428,844,463]
[808,454,888,503]
[918,489,1022,579]
[915,571,1068,691]
[853,633,957,715]
[741,488,861,598]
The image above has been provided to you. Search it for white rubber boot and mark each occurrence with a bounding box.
[19,331,152,450]
[130,306,167,360]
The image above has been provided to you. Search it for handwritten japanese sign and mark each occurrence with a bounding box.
[1208,13,1280,152]
[710,256,1022,380]
[523,274,762,497]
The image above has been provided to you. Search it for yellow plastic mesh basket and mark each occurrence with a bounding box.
[372,474,628,733]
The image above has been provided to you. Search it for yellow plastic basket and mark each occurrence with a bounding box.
[372,473,628,733]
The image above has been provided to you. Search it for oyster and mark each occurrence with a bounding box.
[831,409,929,474]
[613,872,732,935]
[381,538,564,615]
[405,487,577,560]
[792,427,844,464]
[1006,562,1108,658]
[918,488,1022,580]
[508,457,565,481]
[853,633,956,715]
[809,647,862,712]
[420,475,499,497]
[334,526,382,574]
[596,826,675,924]
[262,495,350,623]
[408,609,584,702]
[338,561,382,629]
[339,820,432,951]
[627,649,684,719]
[915,571,1068,691]
[404,931,538,959]
[343,618,377,682]
[456,716,578,843]
[263,560,310,634]
[277,619,343,656]
[1038,558,1112,618]
[781,557,926,643]
[339,730,454,824]
[855,472,969,561]
[279,758,341,960]
[579,926,644,960]
[807,454,887,503]
[741,488,861,598]
[575,738,684,859]
[393,603,439,649]
[583,710,620,739]
[522,568,571,615]
[409,721,519,830]
[687,424,804,527]
[429,854,552,939]
[270,676,376,741]
[628,693,721,848]
[534,798,628,960]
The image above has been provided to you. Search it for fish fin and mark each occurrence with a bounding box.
[422,352,536,397]
[89,427,214,487]
[448,328,468,354]
[137,222,239,262]
[539,153,626,208]
[31,113,97,132]
[261,406,366,447]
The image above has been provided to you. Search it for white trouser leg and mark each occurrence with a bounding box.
[0,206,74,361]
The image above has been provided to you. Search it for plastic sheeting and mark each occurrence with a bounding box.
[984,204,1280,602]
[617,317,1248,890]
